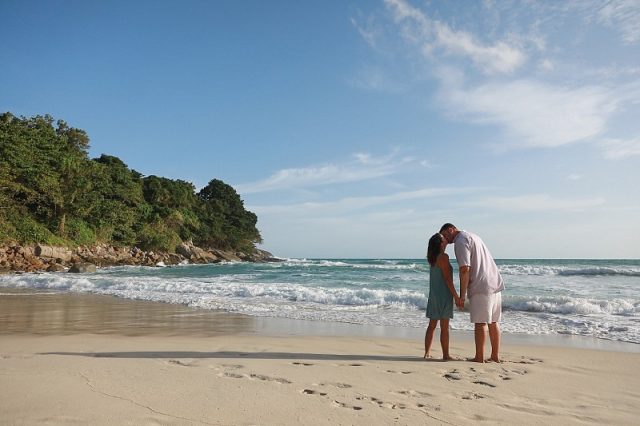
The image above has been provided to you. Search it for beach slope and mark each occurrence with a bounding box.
[2,331,639,425]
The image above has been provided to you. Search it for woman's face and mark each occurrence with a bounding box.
[440,236,448,252]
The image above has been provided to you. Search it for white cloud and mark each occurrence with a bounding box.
[599,137,640,159]
[441,79,618,148]
[236,152,419,194]
[586,65,640,80]
[350,16,379,49]
[596,0,640,44]
[251,186,469,215]
[538,59,554,71]
[384,0,527,74]
[468,194,606,212]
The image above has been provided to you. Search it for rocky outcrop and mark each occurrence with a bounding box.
[176,242,219,264]
[0,243,280,274]
[245,248,282,263]
[211,249,242,262]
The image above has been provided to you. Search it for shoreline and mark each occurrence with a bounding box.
[2,288,639,425]
[2,286,637,353]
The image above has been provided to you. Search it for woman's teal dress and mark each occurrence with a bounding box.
[426,263,454,319]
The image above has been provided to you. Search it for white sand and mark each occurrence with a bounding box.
[1,291,639,425]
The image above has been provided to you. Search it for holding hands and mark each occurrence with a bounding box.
[455,295,465,311]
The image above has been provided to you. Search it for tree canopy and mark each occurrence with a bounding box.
[0,112,262,253]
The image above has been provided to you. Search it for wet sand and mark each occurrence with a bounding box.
[1,289,639,425]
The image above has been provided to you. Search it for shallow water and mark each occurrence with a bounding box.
[1,258,638,344]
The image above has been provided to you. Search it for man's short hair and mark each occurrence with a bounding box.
[439,223,456,233]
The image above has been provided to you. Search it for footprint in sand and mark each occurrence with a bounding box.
[356,395,407,410]
[497,365,529,381]
[301,387,362,411]
[221,364,244,369]
[394,389,433,398]
[292,362,314,366]
[473,380,497,388]
[315,382,352,389]
[462,392,486,400]
[167,359,194,367]
[515,357,543,365]
[333,363,364,367]
[443,369,462,381]
[301,389,327,396]
[248,373,291,384]
[386,369,413,375]
[332,400,363,411]
[216,367,291,384]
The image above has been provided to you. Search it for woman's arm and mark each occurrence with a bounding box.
[437,254,460,304]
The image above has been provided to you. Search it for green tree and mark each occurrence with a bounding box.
[1,112,262,254]
[197,179,261,250]
[88,155,146,245]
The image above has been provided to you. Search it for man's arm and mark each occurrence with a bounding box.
[459,265,470,308]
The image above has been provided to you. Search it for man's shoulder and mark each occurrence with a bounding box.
[455,230,473,243]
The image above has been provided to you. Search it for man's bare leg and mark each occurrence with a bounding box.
[472,323,487,362]
[488,322,501,362]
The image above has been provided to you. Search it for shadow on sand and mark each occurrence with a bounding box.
[39,351,429,362]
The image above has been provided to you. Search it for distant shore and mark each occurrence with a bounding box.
[1,289,638,425]
[0,242,280,274]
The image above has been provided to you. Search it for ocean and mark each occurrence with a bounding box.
[1,258,638,345]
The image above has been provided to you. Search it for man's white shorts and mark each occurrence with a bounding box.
[469,292,502,323]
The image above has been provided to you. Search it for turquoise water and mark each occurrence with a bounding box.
[1,258,638,344]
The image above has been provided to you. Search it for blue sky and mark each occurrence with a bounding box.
[2,0,639,259]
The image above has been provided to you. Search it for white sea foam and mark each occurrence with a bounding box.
[499,264,640,277]
[1,259,638,344]
[504,296,638,315]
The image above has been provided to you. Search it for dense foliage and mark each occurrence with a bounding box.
[0,112,261,253]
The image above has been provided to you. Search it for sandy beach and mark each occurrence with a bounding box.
[1,289,639,425]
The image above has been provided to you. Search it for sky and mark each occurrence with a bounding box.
[1,0,639,259]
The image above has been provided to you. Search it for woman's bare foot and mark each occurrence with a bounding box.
[423,351,432,359]
[488,357,502,363]
[468,357,485,363]
[442,355,454,361]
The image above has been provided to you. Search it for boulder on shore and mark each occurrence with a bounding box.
[211,249,242,262]
[68,263,97,273]
[176,242,219,263]
[35,245,72,262]
[46,264,66,272]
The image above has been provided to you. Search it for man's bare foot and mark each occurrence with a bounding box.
[467,357,485,363]
[442,355,454,361]
[488,357,501,363]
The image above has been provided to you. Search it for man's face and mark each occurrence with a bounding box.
[441,228,455,244]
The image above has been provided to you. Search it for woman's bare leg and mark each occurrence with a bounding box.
[424,320,438,358]
[440,319,452,360]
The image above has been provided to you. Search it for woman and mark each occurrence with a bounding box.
[424,233,461,360]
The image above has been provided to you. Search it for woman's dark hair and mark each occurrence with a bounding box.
[427,233,443,266]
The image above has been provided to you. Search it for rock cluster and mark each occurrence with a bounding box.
[0,243,279,274]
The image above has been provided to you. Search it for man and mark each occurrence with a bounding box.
[439,223,504,362]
